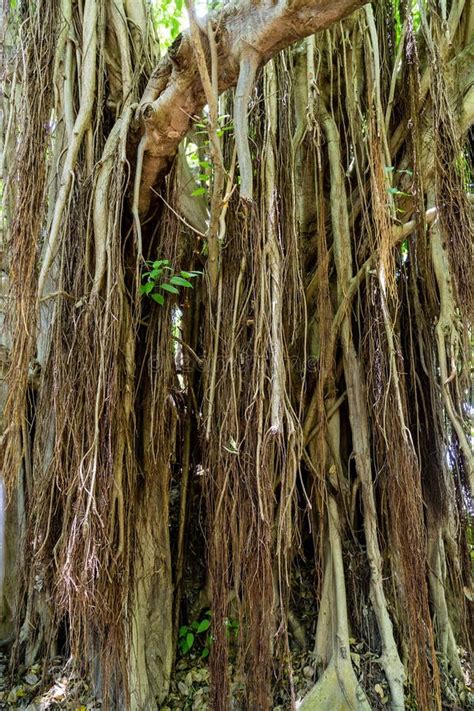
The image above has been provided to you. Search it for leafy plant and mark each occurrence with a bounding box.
[140,259,201,305]
[384,166,413,199]
[151,0,185,49]
[190,114,234,197]
[178,610,212,658]
[177,611,239,659]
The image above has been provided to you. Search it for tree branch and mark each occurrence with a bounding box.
[135,0,368,215]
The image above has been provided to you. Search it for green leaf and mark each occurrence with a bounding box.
[140,282,154,295]
[179,626,188,637]
[153,259,170,268]
[388,186,411,197]
[197,618,210,633]
[223,436,239,454]
[160,283,180,294]
[191,186,207,197]
[151,293,165,305]
[186,632,194,650]
[199,160,211,169]
[150,269,163,279]
[170,276,193,288]
[180,271,201,279]
[198,173,210,181]
[171,17,180,36]
[201,647,209,659]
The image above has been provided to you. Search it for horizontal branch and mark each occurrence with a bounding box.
[135,0,368,214]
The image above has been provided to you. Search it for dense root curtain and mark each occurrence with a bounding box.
[0,0,472,710]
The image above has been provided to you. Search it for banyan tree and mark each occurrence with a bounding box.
[0,0,472,708]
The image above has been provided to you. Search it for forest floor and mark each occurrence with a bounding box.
[160,644,474,710]
[0,641,472,709]
[0,652,100,710]
[0,546,471,710]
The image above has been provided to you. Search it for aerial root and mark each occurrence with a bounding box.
[234,46,261,203]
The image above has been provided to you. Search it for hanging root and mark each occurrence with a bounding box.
[1,0,58,496]
[234,46,261,202]
[2,2,472,710]
[300,471,370,711]
[427,517,464,680]
[430,211,473,494]
[37,0,98,297]
[316,95,406,709]
[92,105,133,294]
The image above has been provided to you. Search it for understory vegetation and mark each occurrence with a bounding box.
[0,0,472,709]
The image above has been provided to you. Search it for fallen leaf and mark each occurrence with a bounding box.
[351,652,361,669]
[374,683,384,698]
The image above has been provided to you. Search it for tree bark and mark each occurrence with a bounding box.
[135,0,368,214]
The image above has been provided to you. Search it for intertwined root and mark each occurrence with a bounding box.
[1,1,471,710]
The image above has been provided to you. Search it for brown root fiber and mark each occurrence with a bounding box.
[1,1,472,709]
